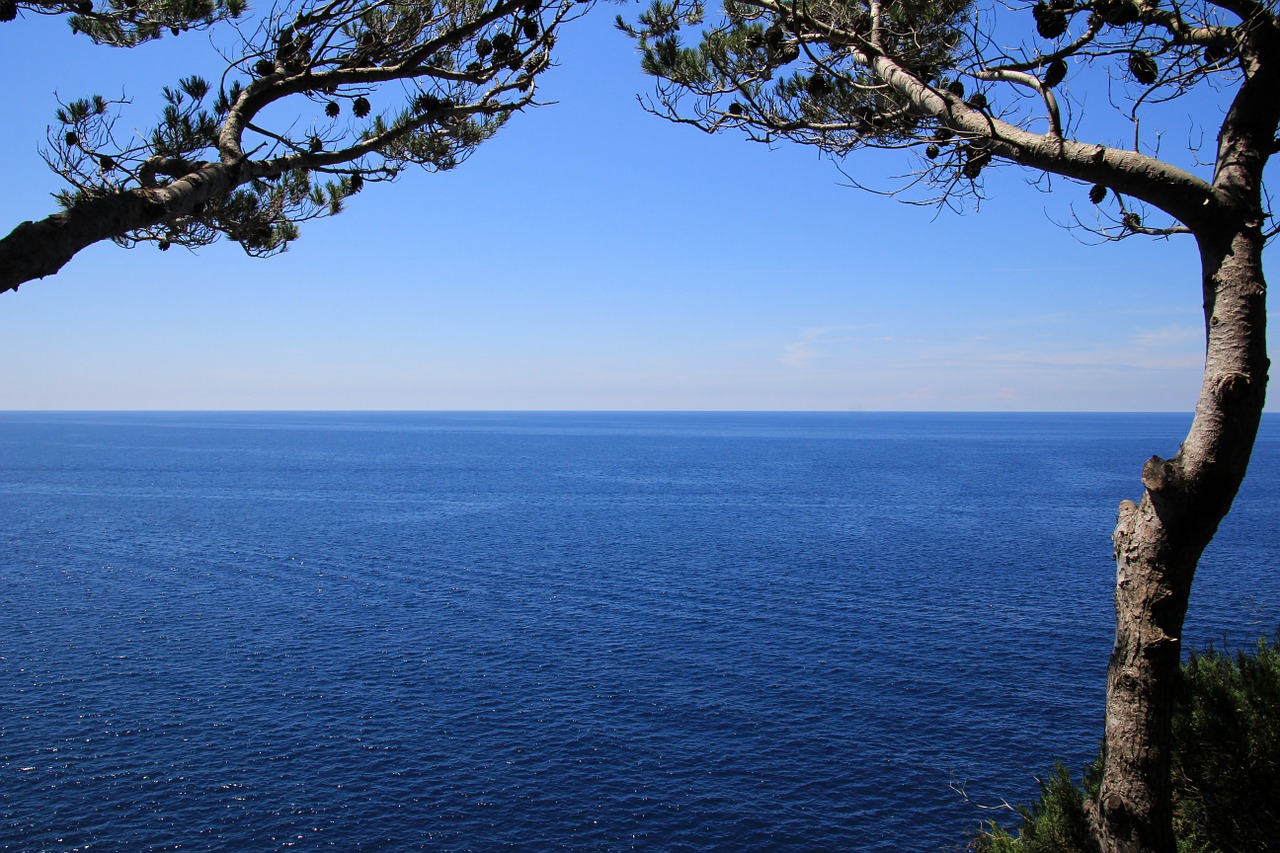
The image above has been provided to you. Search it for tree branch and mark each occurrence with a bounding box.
[973,66,1062,138]
[0,161,236,293]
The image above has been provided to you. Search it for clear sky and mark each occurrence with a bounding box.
[0,6,1272,411]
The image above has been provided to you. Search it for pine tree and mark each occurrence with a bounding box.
[621,2,1278,851]
[0,0,588,289]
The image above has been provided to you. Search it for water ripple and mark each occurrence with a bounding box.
[2,412,1276,851]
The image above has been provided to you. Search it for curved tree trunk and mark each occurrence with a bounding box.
[0,161,233,295]
[0,193,167,293]
[1095,223,1269,853]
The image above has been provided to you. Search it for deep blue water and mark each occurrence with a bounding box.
[1,412,1276,852]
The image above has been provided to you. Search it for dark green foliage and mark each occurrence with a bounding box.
[65,0,245,48]
[36,0,576,265]
[621,0,974,152]
[51,72,368,258]
[1171,637,1280,852]
[0,0,17,21]
[621,0,1253,211]
[379,113,493,172]
[55,94,110,125]
[969,635,1280,853]
[211,79,242,115]
[970,764,1101,853]
[201,168,315,254]
[150,79,219,156]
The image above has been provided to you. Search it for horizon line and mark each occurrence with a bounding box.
[2,409,1255,416]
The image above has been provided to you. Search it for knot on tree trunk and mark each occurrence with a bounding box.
[1212,371,1252,404]
[1141,455,1180,494]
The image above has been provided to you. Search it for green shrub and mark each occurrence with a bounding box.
[968,763,1099,853]
[1171,634,1280,853]
[967,633,1280,852]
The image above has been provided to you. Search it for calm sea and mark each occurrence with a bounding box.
[1,412,1276,851]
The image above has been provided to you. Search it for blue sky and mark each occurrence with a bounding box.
[0,6,1269,411]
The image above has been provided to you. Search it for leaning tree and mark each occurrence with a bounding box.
[0,0,587,292]
[620,1,1276,851]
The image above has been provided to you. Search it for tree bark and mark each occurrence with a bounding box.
[1095,222,1269,853]
[0,161,234,295]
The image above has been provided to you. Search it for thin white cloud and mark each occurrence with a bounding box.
[1134,324,1202,349]
[779,325,866,367]
[889,321,1205,373]
[977,350,1202,370]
